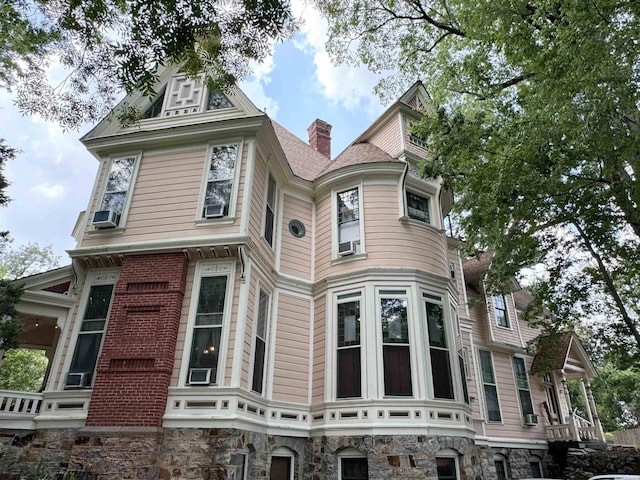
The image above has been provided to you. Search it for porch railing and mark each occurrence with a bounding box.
[0,390,43,429]
[545,411,599,442]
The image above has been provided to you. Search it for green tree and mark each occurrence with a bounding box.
[0,349,48,392]
[316,0,640,356]
[0,242,61,280]
[2,0,296,128]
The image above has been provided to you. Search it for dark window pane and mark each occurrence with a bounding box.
[144,89,166,118]
[252,338,266,393]
[519,389,534,415]
[431,349,454,399]
[69,333,103,373]
[479,350,495,383]
[495,460,507,480]
[530,462,542,478]
[207,91,233,110]
[337,347,361,398]
[436,457,457,480]
[270,457,291,480]
[383,345,412,396]
[265,207,275,245]
[407,191,430,223]
[341,457,368,480]
[485,385,502,421]
[256,290,269,339]
[426,302,446,348]
[459,355,470,404]
[338,301,360,347]
[189,326,221,371]
[197,277,227,315]
[84,285,114,320]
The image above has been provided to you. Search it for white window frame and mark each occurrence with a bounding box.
[250,286,271,394]
[512,355,535,422]
[401,173,440,229]
[196,140,244,223]
[332,183,365,259]
[270,446,295,480]
[338,448,368,480]
[377,288,414,397]
[61,269,119,389]
[181,260,235,386]
[435,449,460,480]
[478,348,503,423]
[93,153,141,230]
[406,190,431,224]
[335,291,364,400]
[423,292,455,400]
[493,294,510,328]
[262,171,277,248]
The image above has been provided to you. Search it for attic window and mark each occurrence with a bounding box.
[144,89,166,118]
[207,90,233,110]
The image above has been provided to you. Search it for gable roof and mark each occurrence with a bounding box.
[270,120,332,181]
[530,332,597,378]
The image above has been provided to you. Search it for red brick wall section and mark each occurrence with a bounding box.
[86,253,188,427]
[307,119,332,158]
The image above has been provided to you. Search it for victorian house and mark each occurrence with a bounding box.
[0,67,604,480]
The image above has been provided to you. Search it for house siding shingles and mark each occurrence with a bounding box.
[369,114,403,158]
[312,294,326,403]
[280,194,313,281]
[271,293,311,403]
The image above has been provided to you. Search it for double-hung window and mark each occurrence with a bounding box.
[251,288,270,394]
[493,294,510,328]
[93,155,137,228]
[264,174,277,246]
[425,299,454,399]
[479,349,502,421]
[406,191,431,224]
[494,456,508,480]
[380,294,412,396]
[337,188,360,256]
[513,356,534,418]
[203,144,238,219]
[188,275,228,385]
[336,294,362,398]
[66,283,114,388]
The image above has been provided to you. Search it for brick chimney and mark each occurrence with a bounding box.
[307,119,332,158]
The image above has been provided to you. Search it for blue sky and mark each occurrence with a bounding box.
[0,3,388,263]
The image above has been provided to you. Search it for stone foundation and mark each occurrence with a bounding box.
[0,428,557,480]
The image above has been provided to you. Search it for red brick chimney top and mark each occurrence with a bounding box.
[307,119,332,159]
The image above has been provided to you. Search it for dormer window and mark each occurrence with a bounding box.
[493,294,510,328]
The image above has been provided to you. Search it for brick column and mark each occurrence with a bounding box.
[86,253,188,427]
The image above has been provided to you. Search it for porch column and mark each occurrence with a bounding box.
[583,376,606,442]
[561,369,579,441]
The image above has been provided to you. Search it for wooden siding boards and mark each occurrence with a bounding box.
[223,263,243,386]
[80,145,247,248]
[271,293,311,403]
[368,115,403,158]
[312,294,326,403]
[403,118,429,158]
[240,274,257,388]
[248,151,276,264]
[280,194,313,280]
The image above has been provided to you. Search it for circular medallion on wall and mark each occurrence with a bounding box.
[288,219,306,238]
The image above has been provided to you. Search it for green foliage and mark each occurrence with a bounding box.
[1,0,297,129]
[0,242,61,280]
[592,362,640,432]
[0,349,47,392]
[317,0,640,356]
[0,279,23,351]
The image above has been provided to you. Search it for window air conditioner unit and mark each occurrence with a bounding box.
[92,209,119,228]
[338,241,356,256]
[204,203,224,218]
[525,413,539,426]
[189,368,213,385]
[65,372,92,388]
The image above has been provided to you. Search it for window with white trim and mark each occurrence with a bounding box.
[479,349,502,421]
[94,155,138,228]
[380,293,412,396]
[336,293,362,399]
[251,288,270,394]
[66,283,114,388]
[436,456,459,480]
[513,356,535,418]
[264,173,277,246]
[406,191,431,223]
[493,294,510,328]
[202,144,239,219]
[337,187,361,255]
[425,299,454,399]
[270,447,295,480]
[187,274,228,385]
[339,449,368,480]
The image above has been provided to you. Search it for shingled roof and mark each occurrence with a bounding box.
[270,119,332,181]
[529,332,573,375]
[320,142,398,176]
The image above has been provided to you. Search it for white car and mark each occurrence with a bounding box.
[588,475,640,480]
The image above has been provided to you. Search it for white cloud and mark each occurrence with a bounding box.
[290,0,384,116]
[240,79,280,118]
[30,183,66,199]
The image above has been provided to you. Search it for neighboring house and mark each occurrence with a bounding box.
[0,68,604,480]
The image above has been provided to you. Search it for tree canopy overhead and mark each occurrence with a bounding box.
[316,0,640,355]
[2,0,296,128]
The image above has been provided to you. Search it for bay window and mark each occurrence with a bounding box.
[380,294,412,396]
[425,299,454,399]
[251,288,270,394]
[264,173,276,246]
[406,191,431,224]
